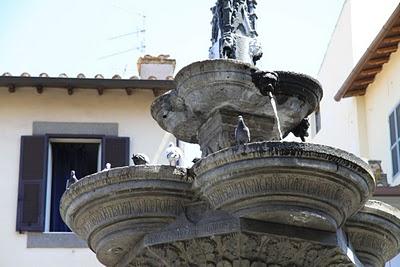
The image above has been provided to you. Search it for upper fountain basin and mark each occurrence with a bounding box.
[151,59,323,144]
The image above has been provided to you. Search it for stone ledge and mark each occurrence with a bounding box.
[33,121,118,136]
[27,232,87,248]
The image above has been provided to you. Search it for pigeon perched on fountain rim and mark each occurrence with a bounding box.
[102,163,111,171]
[132,153,150,165]
[165,142,183,166]
[235,115,251,145]
[66,170,79,190]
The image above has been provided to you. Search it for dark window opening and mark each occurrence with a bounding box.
[50,142,99,232]
[315,105,321,134]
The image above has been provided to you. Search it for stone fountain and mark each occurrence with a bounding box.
[60,1,400,266]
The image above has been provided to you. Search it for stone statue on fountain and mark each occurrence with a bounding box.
[209,0,263,65]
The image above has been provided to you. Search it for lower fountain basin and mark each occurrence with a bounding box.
[345,200,400,267]
[193,142,375,232]
[60,165,193,267]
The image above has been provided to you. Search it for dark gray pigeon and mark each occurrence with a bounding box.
[132,153,150,165]
[66,170,79,190]
[235,115,250,145]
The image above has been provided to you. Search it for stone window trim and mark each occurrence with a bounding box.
[32,121,118,136]
[24,121,119,248]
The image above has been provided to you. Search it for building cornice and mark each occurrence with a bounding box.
[0,75,176,96]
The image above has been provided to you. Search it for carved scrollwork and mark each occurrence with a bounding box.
[128,233,356,267]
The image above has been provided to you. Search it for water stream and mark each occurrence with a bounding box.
[269,92,283,140]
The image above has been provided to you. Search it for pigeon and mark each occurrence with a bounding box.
[235,115,251,145]
[102,163,111,171]
[66,170,79,190]
[132,153,150,165]
[192,158,201,164]
[165,142,183,166]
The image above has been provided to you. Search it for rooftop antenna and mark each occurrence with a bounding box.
[98,13,146,60]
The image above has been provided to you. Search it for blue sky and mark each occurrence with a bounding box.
[0,0,345,78]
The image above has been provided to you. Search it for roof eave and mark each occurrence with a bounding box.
[334,4,400,101]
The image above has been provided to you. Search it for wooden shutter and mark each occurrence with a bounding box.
[102,136,130,168]
[16,136,48,232]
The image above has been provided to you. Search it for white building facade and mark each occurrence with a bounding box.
[0,55,177,267]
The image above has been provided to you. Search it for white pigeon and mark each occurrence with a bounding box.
[165,142,183,166]
[102,162,111,171]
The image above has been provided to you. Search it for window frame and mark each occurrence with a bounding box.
[17,130,130,230]
[389,106,400,179]
[315,105,321,134]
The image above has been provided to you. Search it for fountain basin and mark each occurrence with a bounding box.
[193,142,375,232]
[345,200,400,267]
[60,165,193,267]
[151,59,323,155]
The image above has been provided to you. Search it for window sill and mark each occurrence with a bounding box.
[27,232,88,248]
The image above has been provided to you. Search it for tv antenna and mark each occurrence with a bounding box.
[98,13,146,60]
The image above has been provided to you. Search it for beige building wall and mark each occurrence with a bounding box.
[310,0,362,155]
[311,0,399,158]
[0,88,169,267]
[363,47,400,185]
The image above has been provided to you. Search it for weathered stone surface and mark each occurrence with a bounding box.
[125,217,360,267]
[60,165,194,266]
[198,109,275,156]
[193,142,375,232]
[151,60,322,155]
[209,0,262,65]
[345,200,400,267]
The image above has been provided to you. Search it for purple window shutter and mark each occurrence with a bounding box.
[102,136,130,168]
[16,136,48,232]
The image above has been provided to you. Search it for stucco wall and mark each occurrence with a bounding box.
[310,2,400,264]
[311,0,400,158]
[0,87,169,267]
[310,0,363,156]
[364,47,400,185]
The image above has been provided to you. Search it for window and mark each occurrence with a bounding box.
[16,135,130,233]
[389,106,400,177]
[315,105,321,134]
[46,139,101,232]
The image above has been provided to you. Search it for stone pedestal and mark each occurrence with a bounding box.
[198,109,275,156]
[122,208,362,267]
